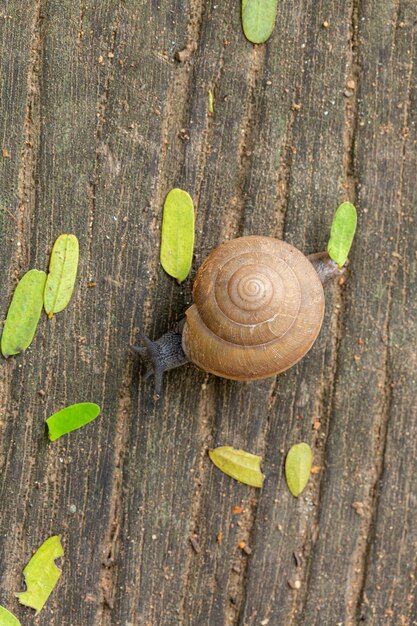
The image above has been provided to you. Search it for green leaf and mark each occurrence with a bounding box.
[16,535,64,614]
[208,89,214,114]
[0,606,21,626]
[285,443,313,497]
[46,402,101,441]
[208,446,264,488]
[327,202,357,268]
[242,0,278,44]
[44,234,79,318]
[160,188,194,284]
[1,269,47,358]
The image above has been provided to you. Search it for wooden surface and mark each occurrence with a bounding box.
[0,1,416,625]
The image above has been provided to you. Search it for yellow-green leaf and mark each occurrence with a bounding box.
[0,606,21,626]
[16,536,64,614]
[209,446,264,488]
[285,443,312,497]
[160,188,194,284]
[46,402,101,441]
[208,89,214,114]
[242,0,278,44]
[44,234,79,318]
[1,269,46,358]
[327,202,357,268]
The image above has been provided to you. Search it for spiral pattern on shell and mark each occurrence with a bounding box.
[182,236,325,380]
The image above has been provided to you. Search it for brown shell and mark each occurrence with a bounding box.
[182,236,325,381]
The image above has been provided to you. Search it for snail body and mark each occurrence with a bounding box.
[132,236,343,398]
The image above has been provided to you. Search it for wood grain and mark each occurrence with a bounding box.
[0,1,415,625]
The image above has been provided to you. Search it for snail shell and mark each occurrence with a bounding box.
[182,236,325,380]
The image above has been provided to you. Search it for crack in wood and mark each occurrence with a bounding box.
[227,382,279,626]
[227,497,259,625]
[230,44,266,239]
[96,359,133,624]
[343,0,361,202]
[87,7,121,285]
[291,299,346,625]
[139,0,206,334]
[273,110,297,240]
[175,374,216,625]
[79,8,131,620]
[177,2,227,251]
[77,2,87,48]
[14,0,43,273]
[189,48,226,229]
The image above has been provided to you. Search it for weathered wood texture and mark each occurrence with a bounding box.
[0,1,416,625]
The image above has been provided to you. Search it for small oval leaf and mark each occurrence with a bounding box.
[16,535,64,614]
[209,446,264,488]
[0,606,21,626]
[1,269,47,358]
[160,188,195,284]
[44,234,79,318]
[208,89,214,114]
[46,402,101,441]
[327,202,357,268]
[285,442,313,497]
[242,0,278,44]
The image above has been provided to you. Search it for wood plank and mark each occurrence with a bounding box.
[359,4,417,622]
[238,0,355,623]
[86,1,199,624]
[0,0,45,607]
[0,1,36,309]
[301,1,417,624]
[0,2,123,624]
[178,0,353,624]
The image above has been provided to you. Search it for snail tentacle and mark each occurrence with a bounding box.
[307,251,345,285]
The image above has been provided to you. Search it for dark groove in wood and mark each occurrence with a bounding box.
[15,0,43,272]
[176,375,215,625]
[86,6,121,283]
[234,44,266,237]
[97,359,133,625]
[343,0,361,202]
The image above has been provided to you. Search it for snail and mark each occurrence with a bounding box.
[132,236,345,398]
